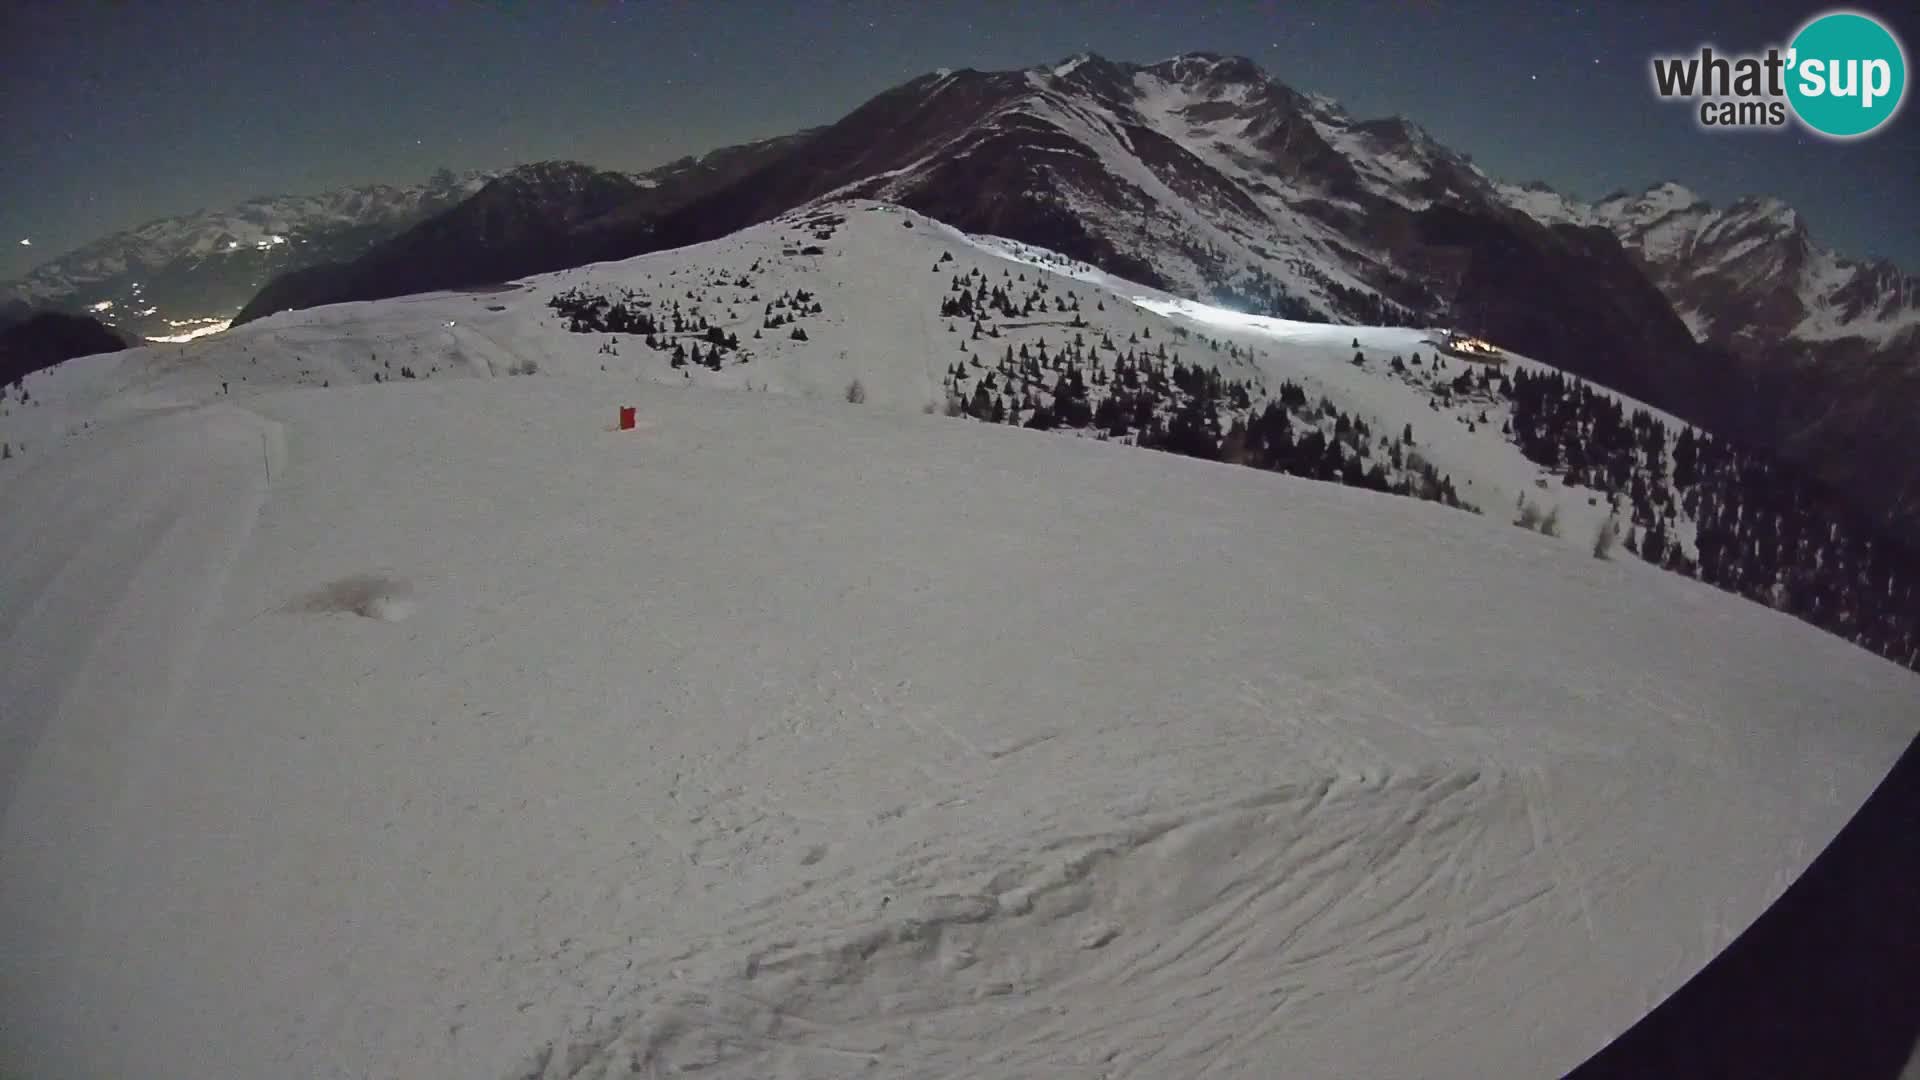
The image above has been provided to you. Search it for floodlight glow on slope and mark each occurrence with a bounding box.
[146,320,231,343]
[1127,294,1393,346]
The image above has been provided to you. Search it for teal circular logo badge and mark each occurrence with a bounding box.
[1786,11,1907,138]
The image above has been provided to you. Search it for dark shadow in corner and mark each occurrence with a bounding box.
[1570,733,1920,1080]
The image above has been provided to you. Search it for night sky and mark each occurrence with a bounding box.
[3,0,1916,280]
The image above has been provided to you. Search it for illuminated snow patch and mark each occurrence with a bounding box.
[146,319,231,344]
[1129,295,1382,345]
[90,300,114,313]
[946,222,1425,350]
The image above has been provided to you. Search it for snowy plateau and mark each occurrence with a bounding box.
[1,201,1915,1079]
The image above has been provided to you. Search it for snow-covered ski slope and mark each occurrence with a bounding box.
[2,200,1917,1077]
[1,376,1914,1080]
[8,200,1681,565]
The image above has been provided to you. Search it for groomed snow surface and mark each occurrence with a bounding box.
[2,377,1915,1080]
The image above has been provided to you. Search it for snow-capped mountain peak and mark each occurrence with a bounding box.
[1049,52,1095,78]
[1492,180,1597,228]
[1146,51,1267,88]
[1737,194,1800,230]
[1621,180,1709,217]
[1551,180,1917,349]
[1302,91,1349,119]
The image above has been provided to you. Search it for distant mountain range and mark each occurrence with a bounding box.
[2,170,493,340]
[1504,180,1918,350]
[231,135,811,326]
[8,52,1915,540]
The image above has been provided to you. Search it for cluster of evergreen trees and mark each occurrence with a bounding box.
[934,274,1472,514]
[1369,347,1506,434]
[1219,397,1468,508]
[936,260,1091,325]
[547,282,826,374]
[762,289,823,330]
[547,286,658,336]
[666,325,743,371]
[1506,367,1919,670]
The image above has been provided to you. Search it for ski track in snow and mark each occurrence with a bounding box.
[0,403,285,1075]
[0,403,283,808]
